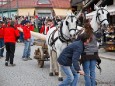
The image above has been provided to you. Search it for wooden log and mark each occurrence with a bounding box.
[17,27,46,41]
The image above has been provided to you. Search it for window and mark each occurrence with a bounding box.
[37,0,51,4]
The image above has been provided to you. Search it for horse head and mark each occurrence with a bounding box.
[64,13,78,41]
[94,4,109,29]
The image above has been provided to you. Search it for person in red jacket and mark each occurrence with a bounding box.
[0,21,5,58]
[40,19,54,34]
[4,21,19,66]
[22,20,32,61]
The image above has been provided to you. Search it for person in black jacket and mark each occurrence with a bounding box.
[58,32,92,86]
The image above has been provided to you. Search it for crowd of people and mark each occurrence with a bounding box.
[0,16,61,65]
[0,15,102,86]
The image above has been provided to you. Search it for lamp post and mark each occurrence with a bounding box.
[16,0,19,16]
[1,0,3,18]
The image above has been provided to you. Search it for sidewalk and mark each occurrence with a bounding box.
[99,48,115,60]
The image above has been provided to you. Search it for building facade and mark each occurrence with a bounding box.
[0,0,71,18]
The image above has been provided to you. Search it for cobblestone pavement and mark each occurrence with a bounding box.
[0,43,115,86]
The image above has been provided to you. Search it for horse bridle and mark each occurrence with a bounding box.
[96,8,109,25]
[59,15,78,42]
[66,15,78,34]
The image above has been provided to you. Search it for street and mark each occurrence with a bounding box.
[0,43,115,86]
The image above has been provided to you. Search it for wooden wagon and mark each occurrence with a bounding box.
[34,40,49,68]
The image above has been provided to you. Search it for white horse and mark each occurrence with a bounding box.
[90,5,109,32]
[46,4,109,81]
[17,4,109,81]
[46,13,80,81]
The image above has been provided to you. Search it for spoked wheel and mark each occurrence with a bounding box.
[38,56,45,68]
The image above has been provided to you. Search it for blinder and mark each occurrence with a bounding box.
[107,12,110,24]
[65,21,69,26]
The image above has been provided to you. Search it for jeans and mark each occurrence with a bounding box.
[0,38,4,57]
[31,36,34,45]
[5,43,15,64]
[22,39,31,58]
[82,60,96,86]
[59,65,80,86]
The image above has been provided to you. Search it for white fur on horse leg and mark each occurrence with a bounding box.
[52,51,59,75]
[58,64,63,81]
[49,49,54,76]
[56,50,63,81]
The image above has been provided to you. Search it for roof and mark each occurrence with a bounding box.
[51,0,70,8]
[0,0,70,10]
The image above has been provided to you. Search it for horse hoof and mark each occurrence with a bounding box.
[95,81,97,85]
[58,77,63,81]
[49,72,54,76]
[55,72,59,76]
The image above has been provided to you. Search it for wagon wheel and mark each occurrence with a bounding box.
[37,55,45,68]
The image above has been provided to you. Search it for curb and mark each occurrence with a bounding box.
[99,56,115,61]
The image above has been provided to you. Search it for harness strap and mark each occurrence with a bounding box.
[48,28,58,46]
[50,37,58,46]
[59,25,71,42]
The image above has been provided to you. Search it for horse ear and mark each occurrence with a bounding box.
[94,4,98,10]
[66,21,68,25]
[104,5,107,10]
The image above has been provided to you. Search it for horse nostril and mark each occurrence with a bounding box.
[73,34,76,37]
[70,34,72,37]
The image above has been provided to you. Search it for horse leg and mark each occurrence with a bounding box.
[58,63,63,81]
[57,50,63,81]
[48,49,54,76]
[53,51,59,76]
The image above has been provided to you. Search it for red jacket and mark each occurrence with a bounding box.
[4,27,20,43]
[40,25,45,34]
[29,24,34,31]
[0,27,4,38]
[22,25,31,40]
[40,25,54,34]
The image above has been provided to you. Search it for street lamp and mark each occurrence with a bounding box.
[16,0,19,16]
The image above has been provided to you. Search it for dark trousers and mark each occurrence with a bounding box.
[0,38,4,57]
[5,43,15,64]
[19,32,24,42]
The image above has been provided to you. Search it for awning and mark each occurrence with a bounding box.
[18,8,35,16]
[53,8,72,16]
[86,5,115,19]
